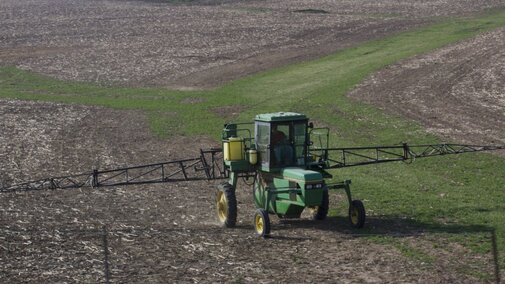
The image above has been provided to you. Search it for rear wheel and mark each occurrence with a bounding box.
[216,183,237,228]
[254,209,270,238]
[310,189,329,220]
[348,200,365,228]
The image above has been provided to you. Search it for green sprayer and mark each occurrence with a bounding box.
[2,112,504,237]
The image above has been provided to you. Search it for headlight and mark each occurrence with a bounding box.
[306,183,323,189]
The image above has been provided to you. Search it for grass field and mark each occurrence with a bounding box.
[2,8,505,278]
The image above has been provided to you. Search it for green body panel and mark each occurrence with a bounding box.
[275,200,305,218]
[252,167,324,217]
[281,168,322,182]
[304,188,324,206]
[281,168,324,207]
[273,176,290,189]
[224,160,251,172]
[273,177,303,207]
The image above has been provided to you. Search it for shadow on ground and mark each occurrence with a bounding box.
[273,215,493,238]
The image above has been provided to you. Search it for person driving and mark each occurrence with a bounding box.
[272,124,286,145]
[271,125,292,166]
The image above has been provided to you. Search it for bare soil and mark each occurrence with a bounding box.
[2,0,505,282]
[0,100,498,283]
[1,0,504,88]
[349,27,505,149]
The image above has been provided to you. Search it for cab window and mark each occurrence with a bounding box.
[271,122,306,167]
[293,122,306,166]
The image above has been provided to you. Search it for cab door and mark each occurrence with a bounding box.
[255,121,271,169]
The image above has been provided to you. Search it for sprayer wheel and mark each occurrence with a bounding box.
[216,183,237,228]
[254,208,270,238]
[348,199,366,228]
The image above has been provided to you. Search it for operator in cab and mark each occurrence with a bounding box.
[271,125,293,166]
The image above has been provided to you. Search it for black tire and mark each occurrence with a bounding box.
[216,183,237,228]
[311,189,329,220]
[348,199,365,228]
[254,209,271,238]
[253,179,263,209]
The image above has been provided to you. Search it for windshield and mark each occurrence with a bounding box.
[271,122,306,167]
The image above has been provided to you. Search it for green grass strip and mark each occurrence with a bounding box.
[2,9,505,140]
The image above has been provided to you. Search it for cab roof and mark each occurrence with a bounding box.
[255,112,307,122]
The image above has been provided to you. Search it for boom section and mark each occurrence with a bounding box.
[1,149,227,193]
[310,143,505,169]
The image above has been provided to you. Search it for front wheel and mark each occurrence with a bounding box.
[348,200,365,228]
[216,183,237,228]
[254,209,271,238]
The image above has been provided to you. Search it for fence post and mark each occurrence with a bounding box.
[491,229,501,284]
[102,225,110,284]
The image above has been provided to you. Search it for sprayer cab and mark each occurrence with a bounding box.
[254,112,309,172]
[221,112,311,173]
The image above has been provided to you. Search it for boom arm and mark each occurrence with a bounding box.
[309,143,505,169]
[0,149,227,193]
[3,142,504,192]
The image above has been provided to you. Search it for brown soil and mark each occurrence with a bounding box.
[349,27,505,149]
[1,0,505,282]
[0,100,498,282]
[1,0,504,88]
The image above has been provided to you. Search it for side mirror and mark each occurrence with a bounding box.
[308,122,314,129]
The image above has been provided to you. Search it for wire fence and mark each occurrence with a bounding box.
[0,226,501,283]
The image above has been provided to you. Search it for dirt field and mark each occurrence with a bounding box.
[0,100,498,283]
[2,0,505,282]
[349,27,505,147]
[1,0,504,88]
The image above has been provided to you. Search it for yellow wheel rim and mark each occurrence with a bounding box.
[351,207,359,224]
[255,214,264,234]
[309,206,318,214]
[217,191,228,223]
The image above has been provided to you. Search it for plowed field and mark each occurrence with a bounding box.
[1,0,503,88]
[0,100,498,283]
[349,27,505,147]
[1,0,505,283]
